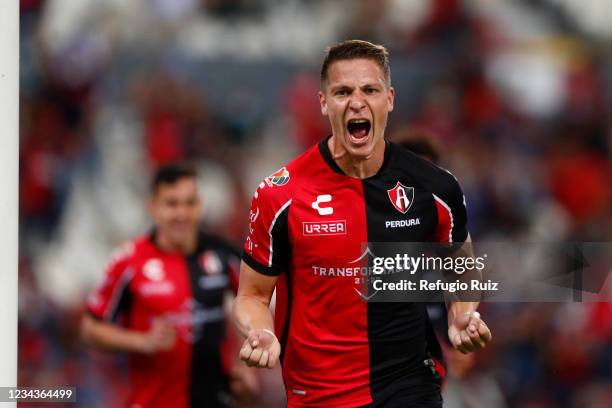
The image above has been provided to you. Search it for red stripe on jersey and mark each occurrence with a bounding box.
[433,357,446,380]
[433,194,453,243]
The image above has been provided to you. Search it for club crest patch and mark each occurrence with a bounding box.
[387,182,415,214]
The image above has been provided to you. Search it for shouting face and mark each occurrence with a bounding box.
[319,58,394,160]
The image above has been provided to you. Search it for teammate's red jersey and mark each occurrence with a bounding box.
[243,137,468,407]
[87,231,240,408]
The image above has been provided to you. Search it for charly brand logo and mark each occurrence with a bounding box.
[143,259,165,281]
[387,182,415,214]
[311,194,333,215]
[265,167,290,187]
[140,259,174,297]
[303,220,347,236]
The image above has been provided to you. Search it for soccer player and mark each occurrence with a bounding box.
[81,162,256,408]
[233,40,492,407]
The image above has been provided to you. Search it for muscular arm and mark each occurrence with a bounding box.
[80,313,175,354]
[233,261,277,336]
[232,261,280,368]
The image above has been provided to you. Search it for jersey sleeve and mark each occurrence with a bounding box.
[86,243,135,322]
[432,172,469,244]
[242,179,292,276]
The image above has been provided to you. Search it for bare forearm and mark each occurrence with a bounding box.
[233,295,275,338]
[447,301,479,324]
[446,235,480,323]
[81,315,147,353]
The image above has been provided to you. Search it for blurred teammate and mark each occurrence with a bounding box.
[81,162,256,408]
[390,128,441,164]
[233,40,492,407]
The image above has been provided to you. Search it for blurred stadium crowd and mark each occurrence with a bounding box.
[19,0,611,407]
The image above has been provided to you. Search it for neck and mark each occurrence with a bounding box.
[328,136,386,179]
[155,231,197,255]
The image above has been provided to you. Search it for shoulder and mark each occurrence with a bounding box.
[251,142,321,207]
[105,238,138,270]
[105,234,161,275]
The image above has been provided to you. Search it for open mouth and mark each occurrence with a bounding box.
[347,119,371,142]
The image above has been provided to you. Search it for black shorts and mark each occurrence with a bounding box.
[366,390,443,408]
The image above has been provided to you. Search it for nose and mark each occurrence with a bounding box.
[174,204,189,221]
[348,93,366,112]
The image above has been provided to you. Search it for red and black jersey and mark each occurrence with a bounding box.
[86,231,240,408]
[242,136,468,407]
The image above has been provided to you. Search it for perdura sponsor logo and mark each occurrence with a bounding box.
[385,218,421,228]
[303,220,347,236]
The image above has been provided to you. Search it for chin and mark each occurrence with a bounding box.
[344,134,380,158]
[170,231,194,244]
[346,144,374,160]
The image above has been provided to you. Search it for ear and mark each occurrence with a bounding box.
[387,86,395,112]
[318,90,328,116]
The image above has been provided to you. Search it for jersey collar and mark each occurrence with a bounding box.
[318,134,393,179]
[148,228,204,257]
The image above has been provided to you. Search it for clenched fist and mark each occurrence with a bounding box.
[239,329,281,369]
[448,311,492,354]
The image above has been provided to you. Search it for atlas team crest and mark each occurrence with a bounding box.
[200,251,222,275]
[387,182,415,214]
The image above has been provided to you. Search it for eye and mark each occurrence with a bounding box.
[365,87,378,95]
[335,88,349,96]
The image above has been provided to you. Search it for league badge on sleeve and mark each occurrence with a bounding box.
[387,182,415,214]
[265,167,290,187]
